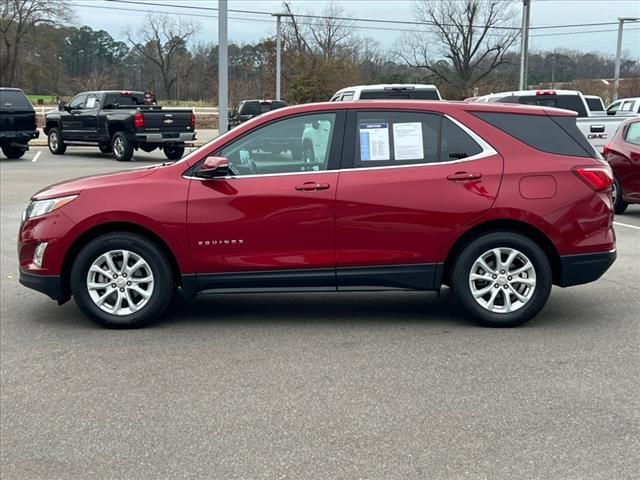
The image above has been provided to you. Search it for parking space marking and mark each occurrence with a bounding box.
[614,221,640,231]
[31,151,41,163]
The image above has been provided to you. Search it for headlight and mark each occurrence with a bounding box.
[22,195,77,221]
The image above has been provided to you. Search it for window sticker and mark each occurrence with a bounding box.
[86,97,97,109]
[393,122,424,160]
[359,123,390,161]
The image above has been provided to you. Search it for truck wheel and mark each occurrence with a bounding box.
[1,146,27,159]
[163,146,185,160]
[98,143,112,154]
[451,232,552,328]
[112,132,133,162]
[70,232,174,328]
[612,178,628,214]
[48,128,66,155]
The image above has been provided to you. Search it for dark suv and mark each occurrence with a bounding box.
[0,88,39,159]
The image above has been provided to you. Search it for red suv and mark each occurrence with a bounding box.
[19,101,616,328]
[604,116,640,214]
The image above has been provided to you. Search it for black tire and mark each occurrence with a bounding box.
[451,232,552,328]
[163,145,185,160]
[47,127,66,155]
[98,143,112,154]
[612,177,628,214]
[70,232,174,328]
[1,146,26,159]
[111,132,133,161]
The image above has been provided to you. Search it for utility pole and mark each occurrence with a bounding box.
[518,0,531,91]
[614,17,639,101]
[272,12,293,101]
[218,0,228,134]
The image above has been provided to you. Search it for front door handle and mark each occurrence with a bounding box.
[447,171,482,182]
[295,181,330,191]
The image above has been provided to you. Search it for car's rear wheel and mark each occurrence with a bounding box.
[70,232,174,328]
[98,143,112,154]
[112,132,133,161]
[163,146,185,160]
[451,232,552,327]
[612,177,628,214]
[47,128,66,155]
[1,146,26,159]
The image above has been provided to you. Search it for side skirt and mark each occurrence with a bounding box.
[181,264,442,297]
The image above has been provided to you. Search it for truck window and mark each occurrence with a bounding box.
[586,97,605,112]
[0,90,32,110]
[359,90,440,100]
[68,94,88,110]
[103,93,145,108]
[472,112,597,158]
[621,100,636,112]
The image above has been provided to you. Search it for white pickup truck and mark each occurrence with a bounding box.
[470,90,638,153]
[606,97,640,116]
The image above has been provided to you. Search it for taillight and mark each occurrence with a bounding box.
[536,90,556,96]
[134,112,144,129]
[574,166,613,192]
[191,112,196,129]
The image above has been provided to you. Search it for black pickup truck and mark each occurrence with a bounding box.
[44,90,196,161]
[0,87,39,159]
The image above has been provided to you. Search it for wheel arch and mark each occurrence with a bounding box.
[59,221,182,303]
[442,219,561,286]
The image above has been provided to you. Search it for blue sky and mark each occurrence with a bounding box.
[72,0,640,56]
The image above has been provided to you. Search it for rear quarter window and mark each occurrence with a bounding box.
[0,90,32,110]
[472,112,597,158]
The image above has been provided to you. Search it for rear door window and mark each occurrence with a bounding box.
[621,100,636,112]
[440,118,483,161]
[624,122,640,146]
[473,112,597,158]
[0,90,32,110]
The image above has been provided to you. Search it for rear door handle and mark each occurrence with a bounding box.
[295,181,330,191]
[447,171,482,181]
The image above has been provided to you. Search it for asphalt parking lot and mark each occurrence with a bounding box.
[1,148,639,479]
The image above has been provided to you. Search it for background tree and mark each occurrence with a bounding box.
[0,0,73,84]
[127,14,199,100]
[398,0,519,98]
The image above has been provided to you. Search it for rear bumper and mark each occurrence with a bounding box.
[19,270,63,302]
[134,132,196,144]
[0,129,39,147]
[558,249,616,287]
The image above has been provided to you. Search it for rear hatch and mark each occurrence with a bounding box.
[0,90,36,133]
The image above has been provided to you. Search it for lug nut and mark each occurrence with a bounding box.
[508,276,512,280]
[494,284,499,288]
[119,288,124,292]
[503,285,509,289]
[111,283,116,288]
[122,273,127,277]
[492,274,497,279]
[500,270,505,274]
[127,281,131,286]
[113,274,118,279]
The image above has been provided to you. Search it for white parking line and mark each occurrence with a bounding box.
[614,221,640,231]
[31,151,41,163]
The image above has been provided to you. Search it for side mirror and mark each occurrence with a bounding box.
[58,101,66,111]
[197,156,230,179]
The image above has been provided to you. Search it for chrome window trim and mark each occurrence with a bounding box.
[184,114,498,181]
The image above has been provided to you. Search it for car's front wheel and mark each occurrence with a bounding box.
[70,232,174,328]
[163,146,185,160]
[451,232,552,327]
[1,146,26,159]
[612,177,628,214]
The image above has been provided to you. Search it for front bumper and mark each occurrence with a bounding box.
[558,249,617,287]
[19,270,63,302]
